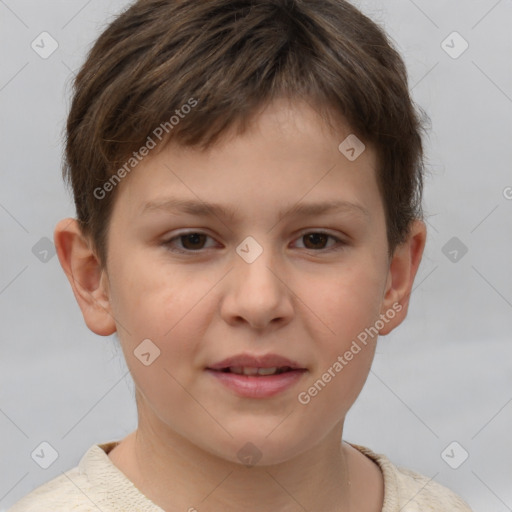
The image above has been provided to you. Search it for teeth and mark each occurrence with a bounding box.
[256,367,279,376]
[228,366,282,376]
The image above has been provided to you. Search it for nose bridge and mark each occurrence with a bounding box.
[235,234,280,292]
[222,233,293,328]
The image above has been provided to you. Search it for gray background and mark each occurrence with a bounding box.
[1,0,511,510]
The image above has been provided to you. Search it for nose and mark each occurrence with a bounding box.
[220,239,294,331]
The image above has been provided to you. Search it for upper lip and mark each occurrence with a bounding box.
[207,353,306,370]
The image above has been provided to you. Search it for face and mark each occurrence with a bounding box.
[65,99,418,466]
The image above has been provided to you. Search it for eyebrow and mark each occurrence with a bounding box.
[141,197,369,222]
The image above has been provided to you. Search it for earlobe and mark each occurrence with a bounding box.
[53,218,117,336]
[379,220,427,335]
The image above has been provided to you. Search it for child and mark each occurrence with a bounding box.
[9,0,473,510]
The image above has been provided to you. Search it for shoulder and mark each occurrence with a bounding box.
[349,443,474,512]
[7,466,93,512]
[8,441,164,512]
[7,442,120,512]
[391,465,473,511]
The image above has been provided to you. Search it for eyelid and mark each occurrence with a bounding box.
[294,227,347,241]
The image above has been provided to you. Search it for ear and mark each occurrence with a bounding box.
[53,218,117,336]
[379,220,427,335]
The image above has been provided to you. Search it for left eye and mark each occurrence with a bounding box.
[162,231,344,253]
[293,232,343,251]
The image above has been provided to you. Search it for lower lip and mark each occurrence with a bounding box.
[205,369,307,398]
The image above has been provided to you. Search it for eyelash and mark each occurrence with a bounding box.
[162,230,347,254]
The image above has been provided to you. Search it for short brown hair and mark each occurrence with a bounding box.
[64,0,427,269]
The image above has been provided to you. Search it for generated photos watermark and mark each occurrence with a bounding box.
[297,302,402,405]
[93,97,198,200]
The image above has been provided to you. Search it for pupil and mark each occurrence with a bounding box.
[182,233,205,249]
[305,233,327,249]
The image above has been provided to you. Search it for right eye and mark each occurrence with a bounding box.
[162,231,218,253]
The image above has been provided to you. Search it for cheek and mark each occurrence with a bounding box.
[107,253,205,366]
[109,269,212,421]
[293,260,385,405]
[110,247,193,331]
[302,260,385,346]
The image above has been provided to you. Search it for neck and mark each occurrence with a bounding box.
[111,413,353,512]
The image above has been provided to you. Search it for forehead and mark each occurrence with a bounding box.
[112,98,381,223]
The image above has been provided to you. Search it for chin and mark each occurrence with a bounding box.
[203,432,308,468]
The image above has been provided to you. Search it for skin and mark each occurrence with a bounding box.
[54,98,426,512]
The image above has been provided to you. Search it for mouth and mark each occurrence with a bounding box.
[214,366,299,376]
[207,353,306,373]
[205,354,307,398]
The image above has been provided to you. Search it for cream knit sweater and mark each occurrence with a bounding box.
[8,441,473,511]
